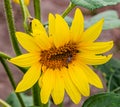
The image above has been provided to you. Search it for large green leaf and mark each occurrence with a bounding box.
[6,92,33,107]
[65,16,72,26]
[82,93,120,107]
[65,10,120,30]
[85,10,120,30]
[70,0,120,10]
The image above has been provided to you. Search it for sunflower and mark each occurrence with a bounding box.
[13,0,30,5]
[9,8,113,104]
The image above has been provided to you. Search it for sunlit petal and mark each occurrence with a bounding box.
[70,8,84,42]
[49,13,55,36]
[79,63,103,88]
[16,32,40,52]
[9,53,40,67]
[78,54,112,65]
[79,41,113,54]
[39,69,55,104]
[51,69,64,104]
[69,64,90,96]
[15,63,41,92]
[13,0,30,5]
[54,14,70,48]
[81,19,104,42]
[32,19,51,50]
[62,68,81,104]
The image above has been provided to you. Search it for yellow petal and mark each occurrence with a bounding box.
[54,14,70,48]
[13,0,30,5]
[68,64,90,96]
[32,19,47,36]
[79,41,113,54]
[81,18,104,42]
[51,69,64,104]
[39,69,55,104]
[78,54,112,65]
[24,0,29,5]
[79,63,103,88]
[48,13,55,36]
[70,8,84,42]
[15,63,41,92]
[9,53,40,67]
[32,19,51,50]
[62,67,81,104]
[16,32,40,52]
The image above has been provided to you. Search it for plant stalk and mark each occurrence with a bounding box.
[32,82,41,106]
[19,0,31,32]
[33,0,41,20]
[4,0,22,56]
[58,102,63,107]
[0,57,26,107]
[0,52,11,59]
[61,2,76,18]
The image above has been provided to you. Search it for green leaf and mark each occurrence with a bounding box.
[109,70,120,93]
[0,99,11,107]
[6,92,33,107]
[65,16,72,26]
[97,58,120,92]
[82,93,120,107]
[97,58,120,78]
[85,10,120,30]
[70,0,120,10]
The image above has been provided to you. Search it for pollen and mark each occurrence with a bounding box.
[40,42,79,69]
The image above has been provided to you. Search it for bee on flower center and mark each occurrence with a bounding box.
[40,42,79,69]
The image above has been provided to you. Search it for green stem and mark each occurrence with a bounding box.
[19,0,31,32]
[32,0,43,106]
[4,0,22,56]
[0,99,11,107]
[0,52,27,73]
[32,82,50,107]
[43,102,49,107]
[61,3,76,18]
[0,58,26,107]
[112,87,120,93]
[32,82,41,106]
[33,0,41,20]
[107,73,114,92]
[58,102,63,107]
[0,52,11,59]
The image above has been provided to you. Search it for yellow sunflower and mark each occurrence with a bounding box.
[9,8,113,104]
[13,0,30,6]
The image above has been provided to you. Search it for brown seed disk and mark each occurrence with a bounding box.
[40,42,79,69]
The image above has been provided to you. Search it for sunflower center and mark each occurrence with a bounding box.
[40,42,79,69]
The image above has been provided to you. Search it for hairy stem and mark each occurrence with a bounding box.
[33,0,41,20]
[4,0,22,56]
[32,82,41,106]
[61,2,76,18]
[19,0,31,32]
[0,58,25,107]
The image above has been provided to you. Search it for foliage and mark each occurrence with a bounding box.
[70,0,120,10]
[82,93,120,107]
[85,10,120,30]
[97,58,120,93]
[6,92,33,107]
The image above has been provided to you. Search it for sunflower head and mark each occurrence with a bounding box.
[9,8,113,105]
